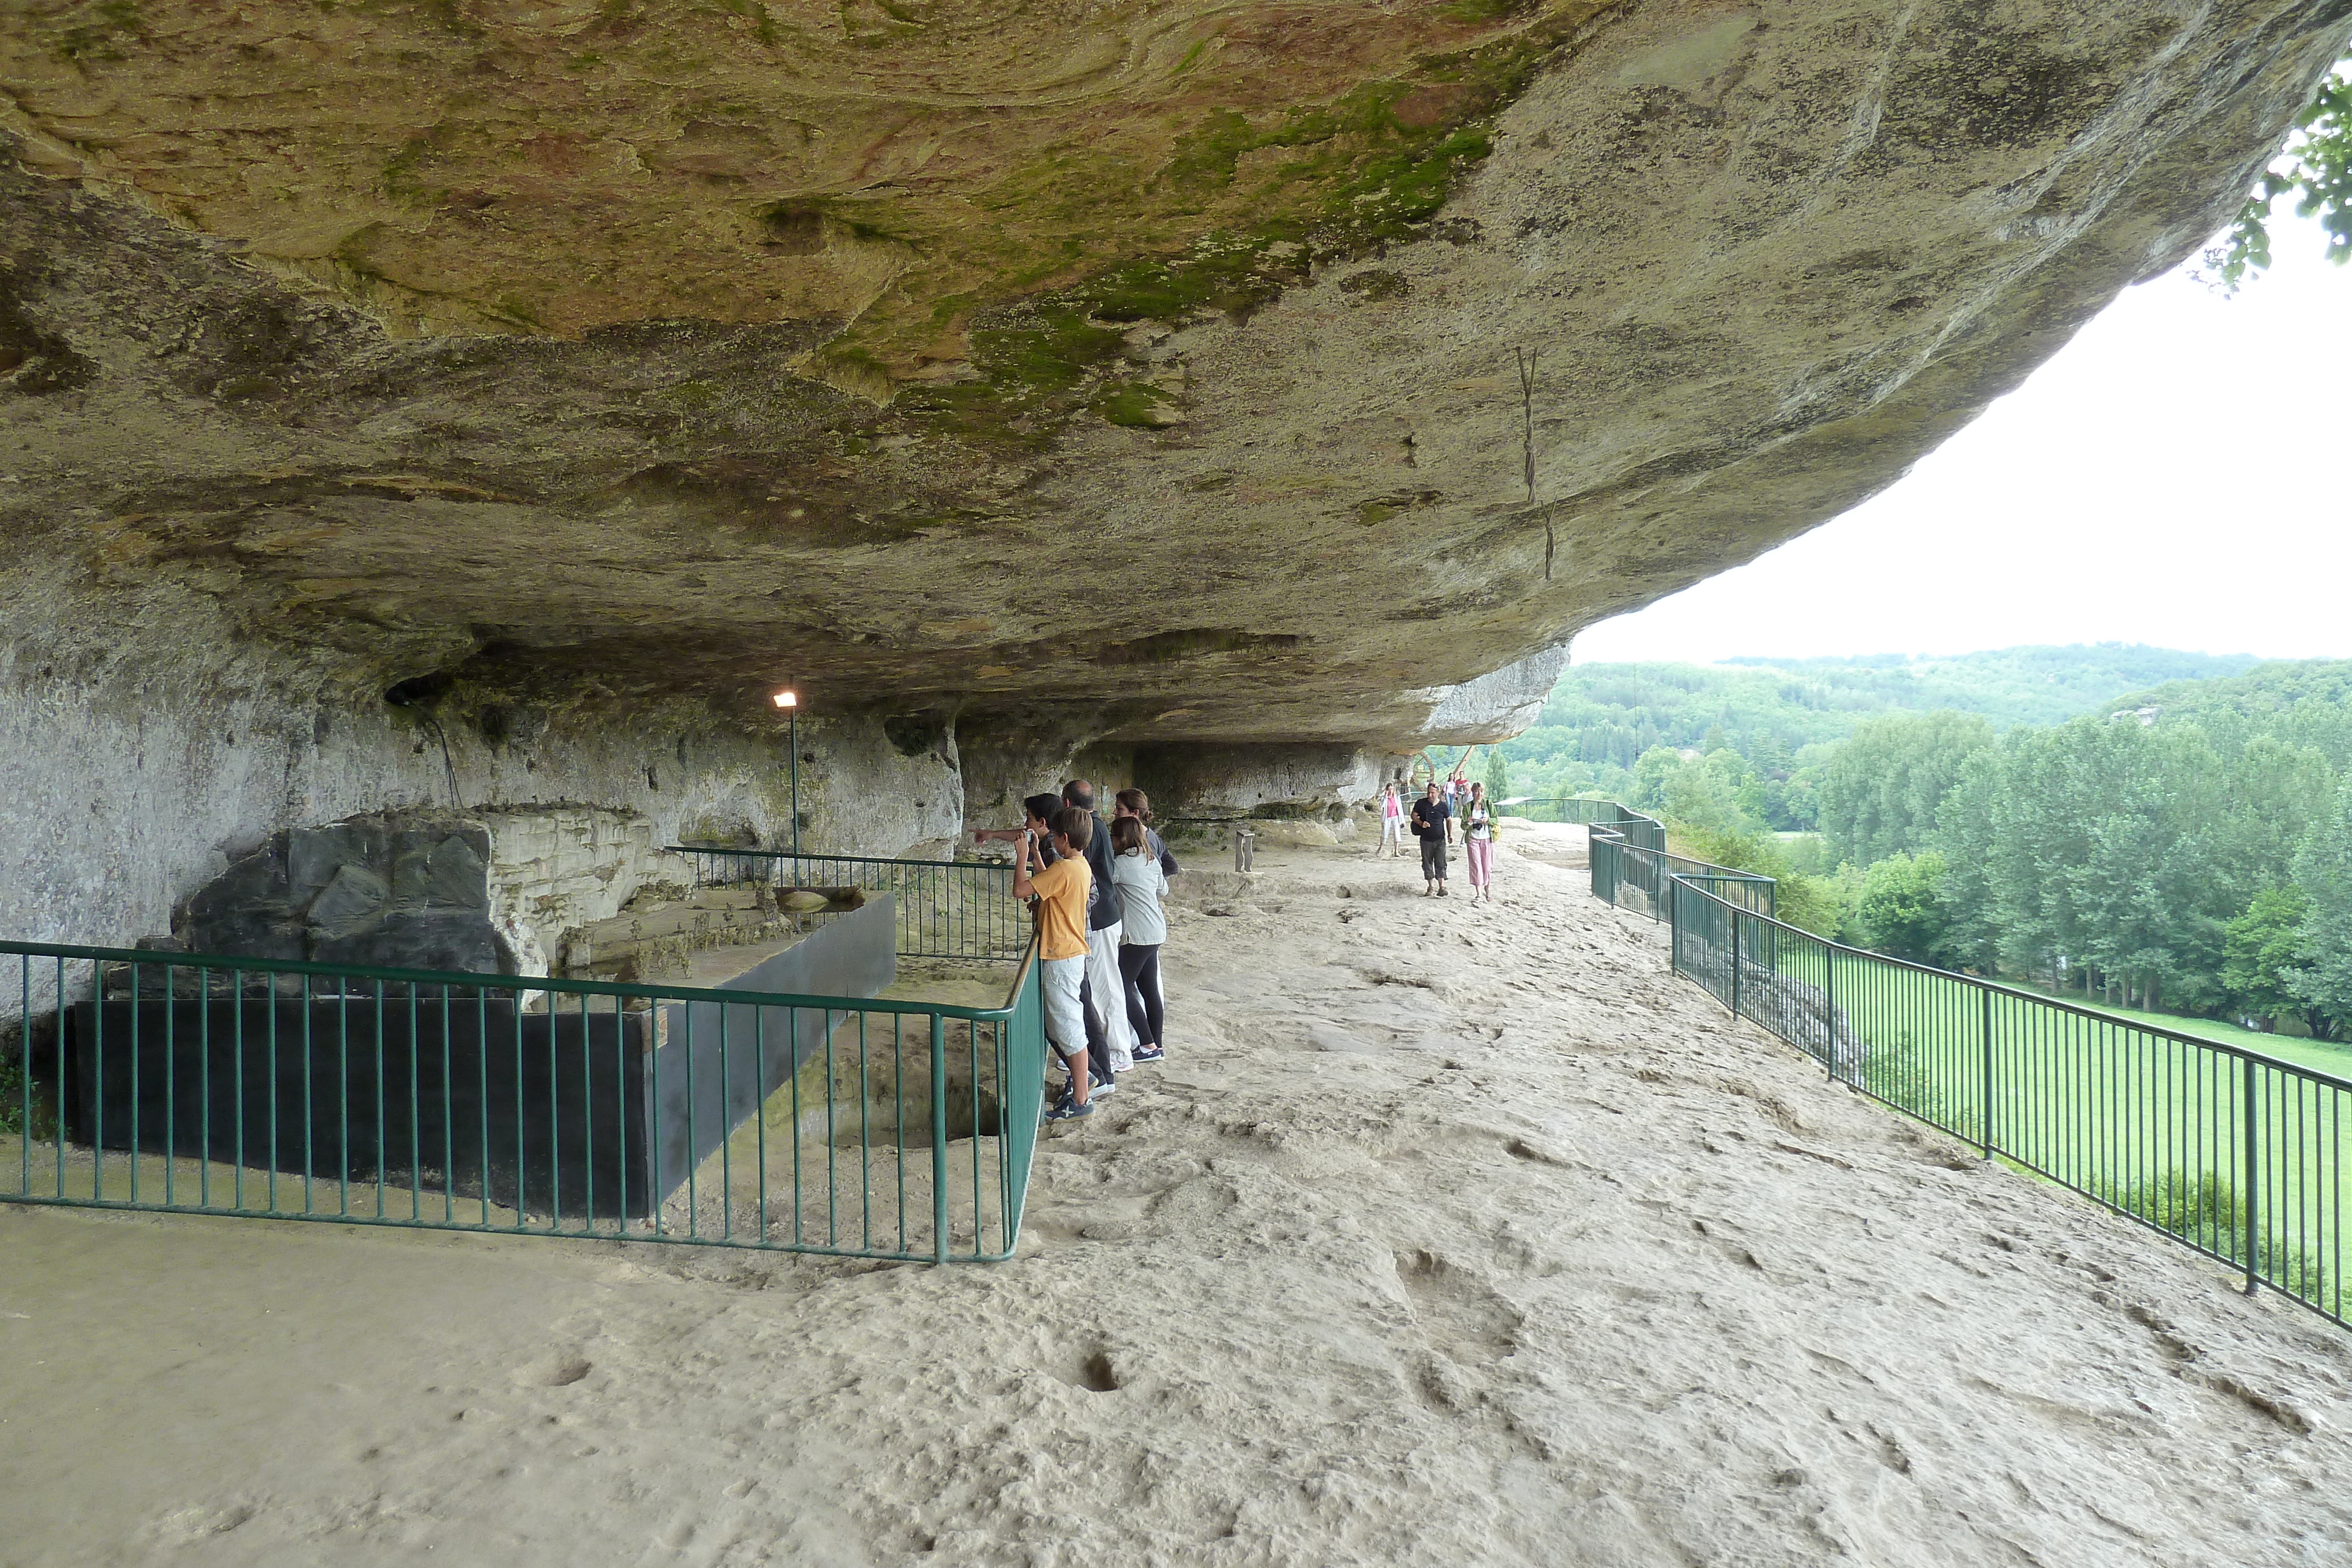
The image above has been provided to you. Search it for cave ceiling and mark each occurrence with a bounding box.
[2,0,2344,748]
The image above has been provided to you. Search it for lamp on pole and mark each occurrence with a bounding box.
[773,687,799,854]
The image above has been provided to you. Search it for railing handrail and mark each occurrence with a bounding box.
[1588,805,1776,910]
[0,936,1027,1024]
[1663,872,2352,1094]
[667,845,1008,871]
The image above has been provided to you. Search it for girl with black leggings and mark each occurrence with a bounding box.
[1108,814,1170,1064]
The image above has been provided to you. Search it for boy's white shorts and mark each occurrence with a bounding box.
[1042,955,1086,1058]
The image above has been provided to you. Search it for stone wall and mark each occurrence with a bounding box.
[0,589,960,957]
[1134,743,1396,820]
[477,808,691,978]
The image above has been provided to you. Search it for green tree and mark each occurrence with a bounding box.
[2221,887,2315,1033]
[1484,747,1512,801]
[1671,823,1850,939]
[1852,851,1957,967]
[2205,63,2352,291]
[1979,717,2242,1011]
[2288,780,2352,1041]
[1932,745,2005,974]
[1818,711,1997,866]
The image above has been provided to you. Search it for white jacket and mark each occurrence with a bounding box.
[1110,848,1169,945]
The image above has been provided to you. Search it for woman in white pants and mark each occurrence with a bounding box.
[1375,780,1408,857]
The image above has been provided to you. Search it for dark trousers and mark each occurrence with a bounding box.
[1420,834,1448,881]
[1118,943,1164,1049]
[1078,969,1114,1085]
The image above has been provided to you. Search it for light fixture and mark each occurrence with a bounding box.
[775,686,801,854]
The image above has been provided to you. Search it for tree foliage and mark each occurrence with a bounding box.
[2287,780,2352,1042]
[2221,887,2317,1034]
[1669,823,1846,939]
[1852,851,1960,968]
[1562,654,2352,1039]
[2206,64,2352,292]
[1817,711,1996,867]
[1484,747,1511,801]
[1498,645,2256,816]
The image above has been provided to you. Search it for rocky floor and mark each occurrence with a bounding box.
[4,838,2349,1567]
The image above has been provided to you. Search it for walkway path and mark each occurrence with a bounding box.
[4,841,2348,1566]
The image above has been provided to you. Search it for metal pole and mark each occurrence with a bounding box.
[2243,1053,2260,1296]
[1821,937,1836,1080]
[1980,984,1995,1160]
[931,1014,949,1265]
[790,708,800,855]
[1730,910,1742,1021]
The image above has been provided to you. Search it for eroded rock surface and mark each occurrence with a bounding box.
[1,1,2345,946]
[5,1,2343,740]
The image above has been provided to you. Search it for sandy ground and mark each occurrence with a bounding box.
[5,834,2351,1567]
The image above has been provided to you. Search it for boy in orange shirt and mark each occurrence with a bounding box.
[1015,805,1095,1121]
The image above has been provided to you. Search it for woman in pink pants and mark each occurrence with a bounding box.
[1462,781,1501,904]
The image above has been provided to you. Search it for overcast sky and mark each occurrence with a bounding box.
[1571,208,2352,666]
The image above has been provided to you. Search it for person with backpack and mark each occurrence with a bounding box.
[1462,780,1502,904]
[1411,781,1452,897]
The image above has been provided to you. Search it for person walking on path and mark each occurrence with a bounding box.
[1411,781,1453,897]
[1108,814,1169,1065]
[1014,805,1095,1121]
[1463,780,1501,904]
[1374,781,1407,857]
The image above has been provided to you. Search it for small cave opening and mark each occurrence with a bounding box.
[383,671,455,708]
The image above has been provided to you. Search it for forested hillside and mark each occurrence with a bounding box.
[1483,650,2352,1045]
[1496,644,2255,821]
[2107,660,2352,765]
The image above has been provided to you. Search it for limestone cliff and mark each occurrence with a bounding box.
[2,0,2345,944]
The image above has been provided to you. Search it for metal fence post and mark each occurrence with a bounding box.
[1979,984,1995,1161]
[2242,1053,2260,1296]
[1730,911,1742,1022]
[1821,938,1836,1080]
[931,1014,950,1265]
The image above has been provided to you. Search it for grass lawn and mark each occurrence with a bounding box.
[1994,982,2352,1084]
[1702,922,2351,1316]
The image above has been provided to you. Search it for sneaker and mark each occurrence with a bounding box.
[1130,1045,1166,1065]
[1438,884,1449,897]
[1090,1072,1118,1098]
[1044,1094,1095,1122]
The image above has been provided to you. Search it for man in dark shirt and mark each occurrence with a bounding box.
[1411,781,1453,897]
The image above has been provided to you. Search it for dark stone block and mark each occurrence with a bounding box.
[305,862,389,940]
[71,992,652,1219]
[313,910,504,975]
[70,897,898,1222]
[424,835,489,910]
[181,810,505,972]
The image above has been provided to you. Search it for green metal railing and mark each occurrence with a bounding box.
[671,847,1027,961]
[1496,795,1624,825]
[1665,874,2350,1326]
[1,936,1047,1262]
[1587,805,1775,921]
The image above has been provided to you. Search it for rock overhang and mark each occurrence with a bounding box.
[2,0,2346,755]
